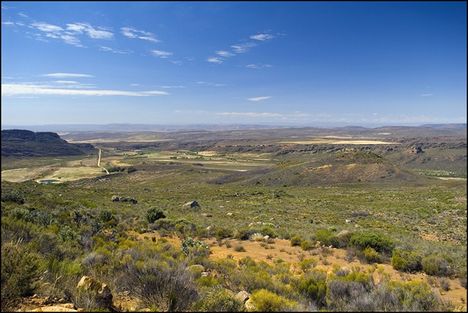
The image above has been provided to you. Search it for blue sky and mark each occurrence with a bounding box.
[1,1,466,126]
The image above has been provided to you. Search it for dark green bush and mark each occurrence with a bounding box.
[391,249,422,272]
[1,243,40,309]
[290,235,302,246]
[350,232,394,253]
[363,247,381,263]
[296,270,327,306]
[300,239,314,251]
[146,208,166,224]
[1,191,25,204]
[421,255,453,277]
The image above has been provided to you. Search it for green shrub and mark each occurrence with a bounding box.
[195,287,242,311]
[391,249,422,272]
[249,289,298,312]
[234,244,246,252]
[290,235,302,246]
[1,243,40,309]
[363,247,381,263]
[1,191,25,204]
[296,270,327,306]
[99,210,113,223]
[422,255,453,277]
[315,229,339,247]
[146,208,166,224]
[299,258,318,272]
[350,232,394,253]
[182,238,210,258]
[300,239,314,251]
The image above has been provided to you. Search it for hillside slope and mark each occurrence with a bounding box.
[1,129,96,157]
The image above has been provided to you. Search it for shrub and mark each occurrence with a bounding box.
[119,262,198,311]
[290,235,302,246]
[296,270,327,306]
[146,208,166,224]
[315,229,339,247]
[235,228,259,241]
[182,238,210,258]
[249,289,298,312]
[388,280,441,311]
[363,247,381,263]
[422,255,453,277]
[98,210,113,223]
[300,239,314,251]
[391,249,422,272]
[349,232,394,253]
[195,287,242,311]
[1,191,25,204]
[299,258,318,272]
[1,243,40,309]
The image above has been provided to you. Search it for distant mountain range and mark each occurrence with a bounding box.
[2,123,466,133]
[1,129,96,157]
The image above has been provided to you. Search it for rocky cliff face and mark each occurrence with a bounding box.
[1,129,96,157]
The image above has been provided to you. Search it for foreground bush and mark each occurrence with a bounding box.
[295,270,327,306]
[249,289,298,312]
[391,249,422,272]
[422,255,453,277]
[1,243,40,310]
[194,287,242,311]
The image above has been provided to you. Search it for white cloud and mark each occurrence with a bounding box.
[31,22,63,33]
[2,21,14,26]
[60,34,82,47]
[43,73,93,78]
[231,42,256,54]
[2,83,169,97]
[247,96,271,102]
[151,49,173,58]
[130,83,140,87]
[250,33,274,41]
[66,23,113,39]
[121,27,159,43]
[99,46,131,54]
[420,93,433,97]
[207,57,223,64]
[215,50,234,57]
[54,80,79,84]
[246,64,272,69]
[18,12,28,18]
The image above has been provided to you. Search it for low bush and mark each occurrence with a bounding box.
[391,249,422,272]
[290,235,302,246]
[363,247,381,263]
[349,232,394,253]
[315,229,339,247]
[249,289,298,312]
[195,287,242,311]
[295,270,327,306]
[422,255,453,277]
[300,239,314,251]
[146,208,166,224]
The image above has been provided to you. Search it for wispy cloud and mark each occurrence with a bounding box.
[2,21,15,26]
[216,112,282,117]
[99,46,131,54]
[215,50,234,57]
[196,81,226,87]
[31,22,63,33]
[66,23,113,39]
[54,80,79,84]
[18,12,28,18]
[247,96,271,102]
[250,33,274,41]
[420,93,433,97]
[42,73,93,78]
[231,42,256,54]
[246,64,272,69]
[30,22,83,47]
[207,57,223,64]
[121,27,159,43]
[159,85,185,89]
[2,83,169,97]
[151,49,173,58]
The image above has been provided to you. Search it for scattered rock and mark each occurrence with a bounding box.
[244,298,256,311]
[235,290,251,303]
[345,219,352,224]
[227,212,233,216]
[201,213,212,217]
[183,200,200,209]
[76,276,113,309]
[201,271,209,277]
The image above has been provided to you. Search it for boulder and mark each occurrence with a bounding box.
[31,305,77,312]
[76,276,113,309]
[244,298,256,311]
[183,200,200,209]
[235,290,250,303]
